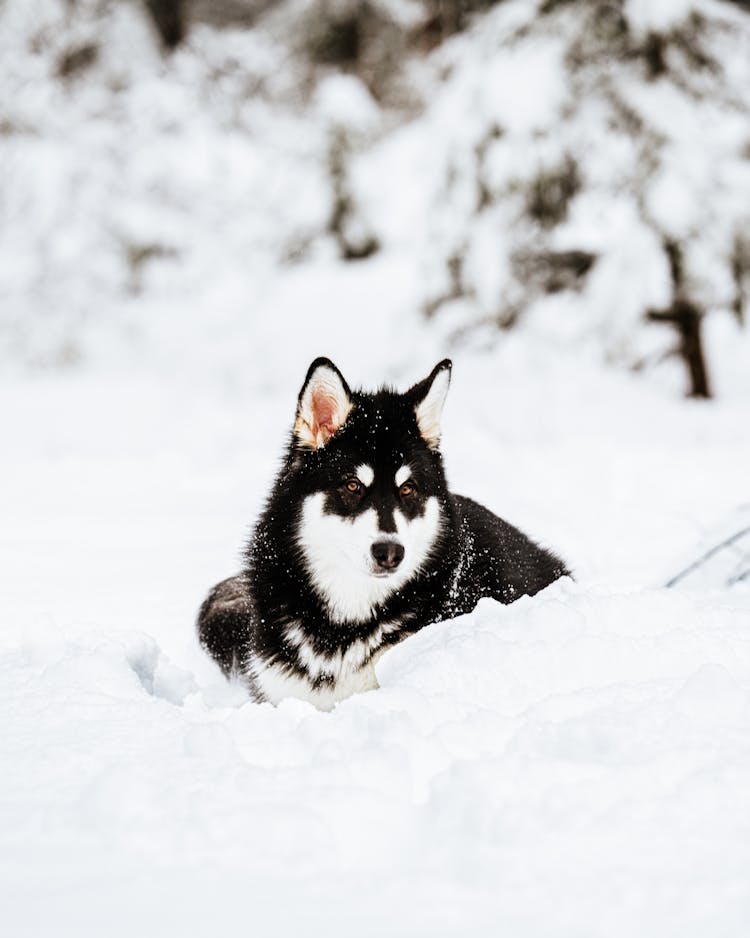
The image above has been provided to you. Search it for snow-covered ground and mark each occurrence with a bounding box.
[3,314,750,936]
[2,0,750,935]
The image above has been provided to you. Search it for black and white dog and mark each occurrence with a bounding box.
[198,358,568,710]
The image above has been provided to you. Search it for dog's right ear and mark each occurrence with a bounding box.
[407,359,452,450]
[294,358,353,450]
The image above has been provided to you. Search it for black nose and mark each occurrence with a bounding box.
[371,540,405,571]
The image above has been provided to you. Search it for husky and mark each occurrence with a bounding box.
[198,358,568,710]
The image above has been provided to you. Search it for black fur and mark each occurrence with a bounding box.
[198,358,569,704]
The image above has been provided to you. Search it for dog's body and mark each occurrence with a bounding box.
[198,358,568,710]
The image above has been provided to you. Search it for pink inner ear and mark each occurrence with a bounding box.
[311,389,339,443]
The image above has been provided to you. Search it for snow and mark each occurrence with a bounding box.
[3,585,750,936]
[315,73,380,132]
[2,0,750,934]
[3,329,749,935]
[624,0,699,37]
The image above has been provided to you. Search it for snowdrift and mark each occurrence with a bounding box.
[3,584,749,936]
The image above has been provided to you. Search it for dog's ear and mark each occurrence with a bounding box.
[294,358,353,449]
[408,359,452,450]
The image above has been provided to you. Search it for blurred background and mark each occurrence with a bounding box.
[2,0,750,656]
[3,0,750,385]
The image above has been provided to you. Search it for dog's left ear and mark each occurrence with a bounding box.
[408,359,452,450]
[294,357,353,449]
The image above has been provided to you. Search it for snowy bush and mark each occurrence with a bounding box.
[1,0,749,393]
[379,0,750,395]
[0,0,384,365]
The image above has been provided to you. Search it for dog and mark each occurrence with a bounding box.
[198,358,569,710]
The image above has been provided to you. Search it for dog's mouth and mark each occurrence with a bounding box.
[368,567,397,578]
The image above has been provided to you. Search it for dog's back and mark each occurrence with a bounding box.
[448,494,568,611]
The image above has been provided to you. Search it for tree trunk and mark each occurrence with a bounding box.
[143,0,185,50]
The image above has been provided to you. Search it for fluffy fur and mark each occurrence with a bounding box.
[198,357,569,710]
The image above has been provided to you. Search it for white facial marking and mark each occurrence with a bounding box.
[415,367,450,449]
[395,465,411,487]
[356,464,374,487]
[297,492,443,623]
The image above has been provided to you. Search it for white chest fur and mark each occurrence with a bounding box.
[248,621,398,711]
[250,656,380,711]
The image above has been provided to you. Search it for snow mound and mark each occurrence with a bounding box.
[3,585,749,936]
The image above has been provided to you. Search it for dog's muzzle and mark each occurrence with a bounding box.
[371,539,405,573]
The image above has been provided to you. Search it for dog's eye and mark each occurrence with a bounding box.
[344,478,363,495]
[399,481,417,498]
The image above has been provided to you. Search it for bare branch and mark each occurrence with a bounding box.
[666,526,750,587]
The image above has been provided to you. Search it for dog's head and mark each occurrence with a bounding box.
[289,357,452,623]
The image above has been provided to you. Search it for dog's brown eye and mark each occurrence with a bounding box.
[344,478,363,495]
[399,481,416,498]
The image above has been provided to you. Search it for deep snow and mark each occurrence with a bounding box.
[3,332,750,936]
[3,585,750,936]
